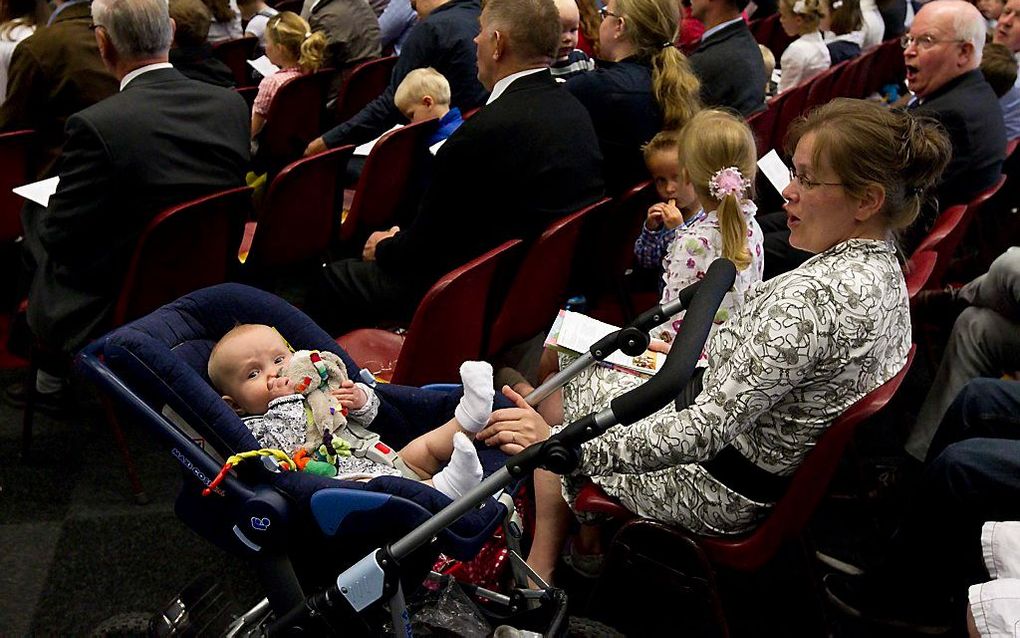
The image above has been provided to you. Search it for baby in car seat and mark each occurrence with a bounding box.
[208,324,495,499]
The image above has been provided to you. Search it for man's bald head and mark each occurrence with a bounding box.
[904,0,986,98]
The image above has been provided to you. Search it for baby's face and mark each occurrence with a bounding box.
[557,6,581,60]
[214,325,293,415]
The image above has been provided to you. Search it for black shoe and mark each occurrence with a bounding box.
[824,573,952,635]
[913,285,967,322]
[3,381,72,416]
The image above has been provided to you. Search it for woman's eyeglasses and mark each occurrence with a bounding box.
[598,6,620,19]
[789,166,842,190]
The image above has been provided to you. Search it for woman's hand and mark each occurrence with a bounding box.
[332,379,367,410]
[475,385,551,455]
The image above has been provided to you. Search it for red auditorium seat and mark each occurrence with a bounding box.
[574,346,916,633]
[486,199,610,358]
[211,36,258,87]
[336,239,523,387]
[256,67,335,177]
[244,145,356,274]
[338,118,441,248]
[914,175,1007,289]
[334,55,398,123]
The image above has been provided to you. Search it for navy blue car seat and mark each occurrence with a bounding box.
[76,283,509,614]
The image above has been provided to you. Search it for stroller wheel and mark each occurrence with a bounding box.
[567,616,626,637]
[90,612,153,638]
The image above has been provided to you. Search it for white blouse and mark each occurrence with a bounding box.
[779,31,831,94]
[859,0,885,49]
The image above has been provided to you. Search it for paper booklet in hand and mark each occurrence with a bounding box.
[545,309,662,377]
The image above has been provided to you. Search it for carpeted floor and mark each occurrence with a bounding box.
[0,367,261,636]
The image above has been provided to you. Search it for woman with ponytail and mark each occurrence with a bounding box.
[565,0,702,193]
[477,100,950,586]
[251,12,328,140]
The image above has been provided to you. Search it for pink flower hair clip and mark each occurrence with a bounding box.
[709,166,750,200]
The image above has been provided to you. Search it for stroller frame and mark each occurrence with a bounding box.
[77,260,736,637]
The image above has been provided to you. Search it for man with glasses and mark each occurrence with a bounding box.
[899,0,1005,251]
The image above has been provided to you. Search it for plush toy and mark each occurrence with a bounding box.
[283,349,350,451]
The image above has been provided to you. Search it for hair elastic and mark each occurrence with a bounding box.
[661,41,674,48]
[709,166,751,200]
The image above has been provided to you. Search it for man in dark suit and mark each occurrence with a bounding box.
[906,1,1006,219]
[688,0,767,117]
[304,0,488,153]
[759,0,1006,279]
[309,0,604,334]
[9,0,249,407]
[0,0,118,181]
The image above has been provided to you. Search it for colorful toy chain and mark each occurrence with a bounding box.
[202,448,296,496]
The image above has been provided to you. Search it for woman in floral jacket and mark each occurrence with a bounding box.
[476,100,952,586]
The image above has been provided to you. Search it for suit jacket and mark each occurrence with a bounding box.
[322,0,486,147]
[25,67,250,354]
[689,20,767,118]
[0,2,118,180]
[905,69,1006,251]
[374,70,604,289]
[565,57,660,194]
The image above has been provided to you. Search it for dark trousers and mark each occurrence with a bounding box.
[757,210,812,280]
[878,379,1020,605]
[308,258,424,336]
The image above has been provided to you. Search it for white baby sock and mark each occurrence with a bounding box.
[431,432,483,500]
[454,361,494,433]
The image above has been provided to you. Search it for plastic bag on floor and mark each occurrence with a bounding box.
[382,575,491,638]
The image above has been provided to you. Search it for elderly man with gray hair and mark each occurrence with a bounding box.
[899,0,1006,250]
[6,0,250,412]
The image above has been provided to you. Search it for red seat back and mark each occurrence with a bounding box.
[771,82,810,151]
[339,118,441,244]
[0,129,34,243]
[748,104,778,157]
[115,186,252,325]
[904,250,937,300]
[258,68,334,176]
[749,15,776,45]
[390,239,524,386]
[872,37,906,93]
[699,345,916,571]
[804,60,847,111]
[915,175,1007,288]
[247,145,356,270]
[486,199,610,357]
[334,55,398,123]
[212,36,258,87]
